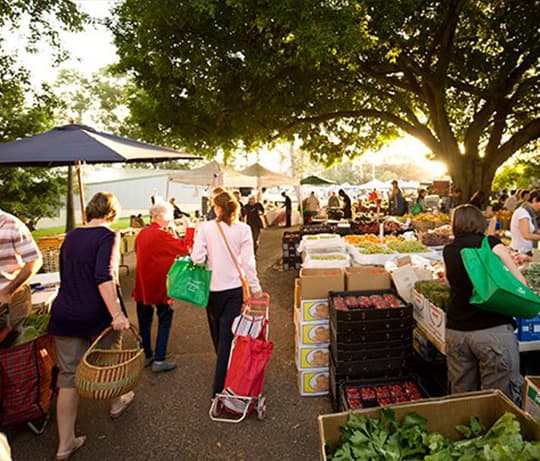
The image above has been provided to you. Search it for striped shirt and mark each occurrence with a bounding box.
[0,210,41,290]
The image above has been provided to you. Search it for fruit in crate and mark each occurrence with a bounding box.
[414,212,451,224]
[370,295,390,309]
[357,296,372,309]
[331,293,405,310]
[387,240,429,253]
[310,254,348,260]
[361,386,376,402]
[344,234,379,244]
[383,293,405,308]
[383,235,404,244]
[353,242,394,254]
[414,280,451,309]
[421,232,453,246]
[383,219,403,233]
[332,296,347,310]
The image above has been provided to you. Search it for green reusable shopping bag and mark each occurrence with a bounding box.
[411,202,423,216]
[166,257,211,307]
[460,237,540,318]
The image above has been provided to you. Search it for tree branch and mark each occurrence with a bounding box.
[273,109,440,153]
[491,118,540,167]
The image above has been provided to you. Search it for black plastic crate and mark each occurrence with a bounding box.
[282,260,302,271]
[337,375,428,412]
[331,316,414,336]
[329,289,412,323]
[332,354,410,377]
[330,340,412,364]
[330,321,414,345]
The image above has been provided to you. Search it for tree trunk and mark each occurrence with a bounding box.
[65,165,76,232]
[447,156,496,204]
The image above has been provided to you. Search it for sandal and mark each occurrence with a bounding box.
[110,391,135,419]
[56,435,86,461]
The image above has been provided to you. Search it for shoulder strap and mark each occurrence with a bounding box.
[215,220,249,289]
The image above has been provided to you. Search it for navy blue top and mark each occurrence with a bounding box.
[48,226,119,337]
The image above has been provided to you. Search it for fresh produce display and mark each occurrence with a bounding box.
[386,240,429,253]
[352,243,394,255]
[303,234,340,240]
[309,254,348,261]
[411,212,451,224]
[345,234,404,245]
[333,294,406,311]
[329,409,540,461]
[343,381,423,409]
[414,280,451,310]
[522,263,540,296]
[421,231,453,247]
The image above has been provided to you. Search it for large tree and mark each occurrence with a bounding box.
[109,0,540,198]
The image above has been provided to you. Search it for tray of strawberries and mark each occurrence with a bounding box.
[329,289,412,323]
[339,377,426,411]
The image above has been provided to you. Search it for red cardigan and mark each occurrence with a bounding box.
[133,223,191,305]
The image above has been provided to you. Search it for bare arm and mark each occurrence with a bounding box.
[518,217,540,241]
[98,280,130,330]
[492,243,528,285]
[0,258,42,304]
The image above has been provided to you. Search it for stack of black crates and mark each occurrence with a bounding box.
[282,231,302,270]
[328,289,416,411]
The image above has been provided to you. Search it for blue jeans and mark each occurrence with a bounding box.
[136,302,173,361]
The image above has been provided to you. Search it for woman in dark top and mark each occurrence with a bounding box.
[443,204,527,404]
[48,192,131,461]
[242,195,265,254]
[338,189,352,219]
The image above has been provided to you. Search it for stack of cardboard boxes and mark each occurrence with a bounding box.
[294,268,344,396]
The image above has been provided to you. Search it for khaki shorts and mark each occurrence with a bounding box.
[54,332,121,388]
[0,284,31,329]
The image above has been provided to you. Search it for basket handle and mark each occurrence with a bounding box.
[83,324,142,358]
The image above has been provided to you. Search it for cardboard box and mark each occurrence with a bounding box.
[295,320,331,345]
[345,266,391,291]
[295,343,330,370]
[294,279,330,321]
[319,390,540,461]
[391,264,431,304]
[299,268,345,299]
[412,289,426,322]
[298,368,329,397]
[425,300,446,343]
[523,376,540,421]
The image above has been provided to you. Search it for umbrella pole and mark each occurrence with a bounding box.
[65,165,76,232]
[76,161,87,224]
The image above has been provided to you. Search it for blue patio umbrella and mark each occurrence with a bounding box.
[0,124,201,226]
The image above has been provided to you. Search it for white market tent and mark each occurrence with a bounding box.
[167,160,257,188]
[240,162,299,187]
[357,178,390,190]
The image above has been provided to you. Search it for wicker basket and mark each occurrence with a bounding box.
[75,326,145,400]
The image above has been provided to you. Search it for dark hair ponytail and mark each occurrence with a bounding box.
[214,191,239,225]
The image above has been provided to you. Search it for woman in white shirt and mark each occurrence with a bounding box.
[191,191,263,396]
[510,190,540,253]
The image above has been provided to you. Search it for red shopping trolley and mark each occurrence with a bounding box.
[209,293,273,423]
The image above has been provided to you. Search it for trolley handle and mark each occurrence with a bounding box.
[246,292,270,307]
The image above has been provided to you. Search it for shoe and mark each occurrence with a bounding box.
[110,391,135,419]
[56,435,86,460]
[151,360,177,373]
[144,356,154,368]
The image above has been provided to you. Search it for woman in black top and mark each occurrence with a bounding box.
[338,189,352,219]
[443,204,527,404]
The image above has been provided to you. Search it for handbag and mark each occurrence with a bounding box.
[461,237,540,318]
[166,256,212,307]
[215,221,250,302]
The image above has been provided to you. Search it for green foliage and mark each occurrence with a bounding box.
[0,167,67,230]
[109,0,540,196]
[493,150,540,191]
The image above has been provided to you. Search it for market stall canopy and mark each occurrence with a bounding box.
[357,178,390,190]
[168,160,257,188]
[0,123,199,166]
[300,174,335,185]
[0,123,201,226]
[240,162,298,187]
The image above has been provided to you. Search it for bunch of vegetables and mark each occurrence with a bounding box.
[12,313,50,346]
[522,263,540,297]
[328,409,540,460]
[414,280,451,310]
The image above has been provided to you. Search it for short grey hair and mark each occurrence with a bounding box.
[149,201,174,220]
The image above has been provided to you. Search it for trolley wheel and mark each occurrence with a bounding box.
[256,396,267,421]
[210,398,222,418]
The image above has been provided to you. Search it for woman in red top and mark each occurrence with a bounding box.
[133,201,192,372]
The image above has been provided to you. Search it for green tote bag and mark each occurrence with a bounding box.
[461,237,540,318]
[166,257,212,307]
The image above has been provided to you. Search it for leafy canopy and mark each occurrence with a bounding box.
[109,0,539,196]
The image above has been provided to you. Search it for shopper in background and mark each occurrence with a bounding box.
[327,191,340,208]
[281,191,292,227]
[389,180,407,216]
[338,189,352,219]
[443,204,525,404]
[48,192,132,461]
[191,191,263,397]
[468,190,486,210]
[207,186,226,220]
[510,189,540,254]
[242,196,265,255]
[504,189,520,212]
[133,201,192,373]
